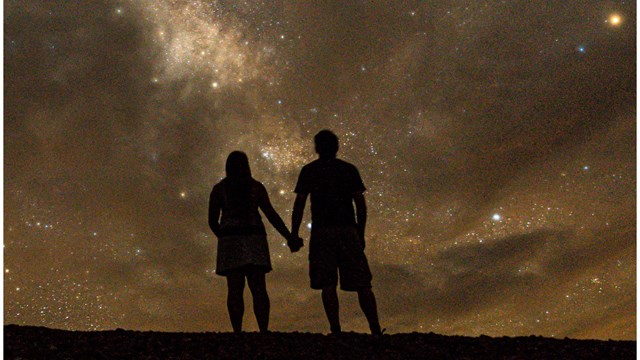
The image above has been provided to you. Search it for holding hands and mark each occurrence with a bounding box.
[287,234,304,253]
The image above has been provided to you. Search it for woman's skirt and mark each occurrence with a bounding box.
[216,234,272,276]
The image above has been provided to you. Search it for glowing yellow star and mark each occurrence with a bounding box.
[608,14,622,26]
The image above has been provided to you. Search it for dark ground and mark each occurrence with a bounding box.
[4,325,635,360]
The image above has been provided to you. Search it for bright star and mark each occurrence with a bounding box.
[608,14,622,26]
[492,214,502,221]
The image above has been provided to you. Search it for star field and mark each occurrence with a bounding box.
[4,1,635,339]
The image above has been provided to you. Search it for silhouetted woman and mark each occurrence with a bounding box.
[208,151,294,333]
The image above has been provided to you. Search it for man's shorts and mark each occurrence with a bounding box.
[309,226,372,291]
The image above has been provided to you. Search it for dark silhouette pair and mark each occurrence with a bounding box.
[208,130,381,335]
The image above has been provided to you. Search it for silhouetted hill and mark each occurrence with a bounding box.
[4,325,635,359]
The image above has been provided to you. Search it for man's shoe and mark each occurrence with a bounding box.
[370,324,385,336]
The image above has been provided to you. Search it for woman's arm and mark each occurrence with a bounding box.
[257,184,292,240]
[208,187,222,237]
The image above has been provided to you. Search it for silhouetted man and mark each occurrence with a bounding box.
[291,130,381,335]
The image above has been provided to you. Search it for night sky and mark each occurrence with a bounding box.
[4,1,636,340]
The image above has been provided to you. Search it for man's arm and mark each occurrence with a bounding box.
[291,193,308,237]
[353,193,367,249]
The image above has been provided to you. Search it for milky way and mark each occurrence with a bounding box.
[4,1,636,339]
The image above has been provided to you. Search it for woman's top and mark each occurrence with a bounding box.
[209,177,272,275]
[213,177,267,237]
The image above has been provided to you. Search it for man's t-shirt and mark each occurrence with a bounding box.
[294,158,366,227]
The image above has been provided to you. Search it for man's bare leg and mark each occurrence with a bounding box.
[357,287,381,335]
[321,286,341,333]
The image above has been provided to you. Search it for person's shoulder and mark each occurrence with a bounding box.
[334,158,353,166]
[302,159,321,168]
[299,159,321,173]
[212,178,226,191]
[250,178,268,192]
[210,179,226,199]
[251,178,265,187]
[335,158,360,172]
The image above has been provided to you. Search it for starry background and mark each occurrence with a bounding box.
[4,0,636,340]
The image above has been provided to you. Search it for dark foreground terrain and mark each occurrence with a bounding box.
[4,325,635,360]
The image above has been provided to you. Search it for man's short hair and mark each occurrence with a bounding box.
[314,130,339,157]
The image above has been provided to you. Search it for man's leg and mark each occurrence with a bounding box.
[357,287,381,335]
[310,228,340,333]
[321,286,341,333]
[247,270,270,333]
[226,273,245,333]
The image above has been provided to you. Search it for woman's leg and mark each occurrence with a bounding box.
[226,273,245,333]
[247,270,270,333]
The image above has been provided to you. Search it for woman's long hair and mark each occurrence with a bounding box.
[225,151,253,204]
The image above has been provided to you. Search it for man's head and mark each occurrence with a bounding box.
[314,130,339,158]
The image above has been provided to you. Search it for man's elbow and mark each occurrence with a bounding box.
[354,194,366,209]
[293,203,303,214]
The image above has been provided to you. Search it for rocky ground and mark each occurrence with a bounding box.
[4,325,635,359]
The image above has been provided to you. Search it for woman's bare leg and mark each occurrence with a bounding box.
[226,273,245,333]
[247,271,270,333]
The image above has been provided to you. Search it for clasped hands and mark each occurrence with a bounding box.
[287,234,304,253]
